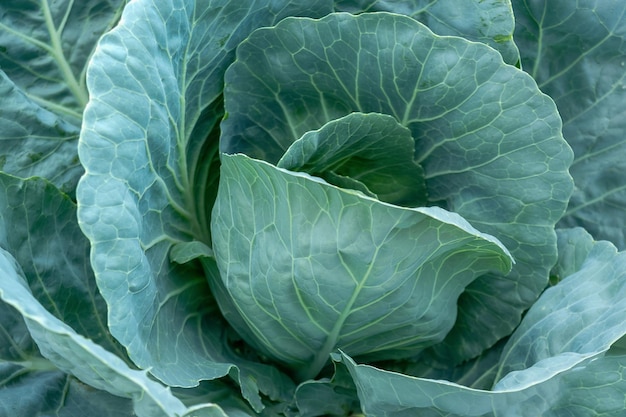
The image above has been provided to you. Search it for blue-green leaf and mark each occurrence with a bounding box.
[211,153,512,381]
[278,112,427,206]
[0,174,134,415]
[0,72,82,195]
[76,0,332,409]
[513,0,626,249]
[341,230,626,416]
[0,174,124,359]
[334,0,520,65]
[221,11,573,364]
[0,247,227,417]
[496,229,626,379]
[0,368,134,417]
[0,0,126,122]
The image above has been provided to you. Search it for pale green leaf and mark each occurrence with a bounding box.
[211,153,512,381]
[496,231,626,379]
[221,11,573,364]
[0,247,206,417]
[341,230,626,416]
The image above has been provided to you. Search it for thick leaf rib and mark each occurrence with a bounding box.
[0,0,126,121]
[76,0,333,409]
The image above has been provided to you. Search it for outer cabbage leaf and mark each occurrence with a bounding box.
[277,112,427,206]
[334,0,519,65]
[0,366,133,417]
[0,0,124,194]
[76,0,332,409]
[0,0,126,122]
[221,12,573,364]
[0,174,124,359]
[496,228,626,378]
[513,0,626,249]
[0,247,227,417]
[211,153,513,381]
[341,229,626,416]
[0,174,134,415]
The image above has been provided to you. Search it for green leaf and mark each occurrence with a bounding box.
[512,0,626,249]
[0,174,124,359]
[221,11,573,364]
[334,0,520,65]
[496,230,626,379]
[340,231,626,416]
[389,338,508,391]
[0,174,134,415]
[0,0,126,122]
[277,112,427,206]
[0,368,134,417]
[0,247,223,417]
[0,71,82,195]
[294,356,360,417]
[551,227,595,281]
[211,153,512,381]
[77,0,332,408]
[342,352,626,417]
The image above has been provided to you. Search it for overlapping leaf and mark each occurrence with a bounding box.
[0,247,227,417]
[0,174,134,415]
[341,229,626,416]
[76,0,333,409]
[0,174,123,358]
[0,0,126,121]
[513,0,626,249]
[0,1,125,195]
[277,112,427,206]
[334,0,520,65]
[211,153,512,381]
[221,12,573,364]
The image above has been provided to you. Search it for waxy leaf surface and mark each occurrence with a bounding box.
[513,0,626,249]
[334,0,519,65]
[77,0,332,409]
[221,12,573,363]
[212,153,512,381]
[341,229,626,416]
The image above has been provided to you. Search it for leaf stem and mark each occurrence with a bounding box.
[41,0,89,108]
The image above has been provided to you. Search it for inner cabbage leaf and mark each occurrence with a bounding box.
[211,153,513,381]
[220,12,573,364]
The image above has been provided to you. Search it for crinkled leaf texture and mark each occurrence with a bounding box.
[0,174,136,416]
[0,0,125,195]
[513,0,626,249]
[0,0,126,121]
[77,0,333,411]
[211,153,513,381]
[334,0,520,65]
[221,12,573,364]
[0,247,227,417]
[341,228,626,416]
